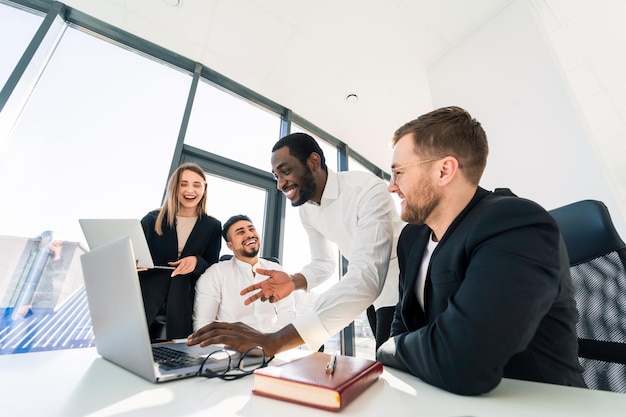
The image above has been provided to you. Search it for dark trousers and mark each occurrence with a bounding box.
[367,305,395,350]
[139,269,195,340]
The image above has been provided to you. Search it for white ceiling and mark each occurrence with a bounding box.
[61,0,517,170]
[61,0,626,198]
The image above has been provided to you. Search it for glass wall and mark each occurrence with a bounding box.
[0,24,191,244]
[184,79,282,173]
[0,0,387,358]
[0,3,42,88]
[204,174,267,259]
[0,12,194,354]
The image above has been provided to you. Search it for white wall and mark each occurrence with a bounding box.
[427,0,626,238]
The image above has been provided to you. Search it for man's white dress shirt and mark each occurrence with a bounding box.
[193,257,296,333]
[292,169,405,350]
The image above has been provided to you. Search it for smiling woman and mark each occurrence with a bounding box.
[138,163,222,341]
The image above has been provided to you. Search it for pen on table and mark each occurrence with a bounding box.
[325,351,337,375]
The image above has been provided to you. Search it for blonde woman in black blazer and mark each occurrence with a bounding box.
[139,163,221,340]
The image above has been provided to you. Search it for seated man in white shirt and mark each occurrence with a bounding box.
[193,215,296,333]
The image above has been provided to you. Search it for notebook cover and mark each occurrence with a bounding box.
[252,352,383,411]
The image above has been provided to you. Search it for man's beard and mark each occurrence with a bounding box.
[401,181,439,225]
[291,168,317,207]
[240,247,260,258]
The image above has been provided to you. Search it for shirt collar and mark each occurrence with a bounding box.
[308,169,337,206]
[232,255,259,270]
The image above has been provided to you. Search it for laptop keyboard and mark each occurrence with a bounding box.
[152,345,205,370]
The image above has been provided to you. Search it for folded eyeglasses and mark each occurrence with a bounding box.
[196,345,273,381]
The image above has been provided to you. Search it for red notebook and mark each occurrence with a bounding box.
[252,352,383,411]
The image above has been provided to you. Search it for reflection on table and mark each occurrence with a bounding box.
[1,347,625,417]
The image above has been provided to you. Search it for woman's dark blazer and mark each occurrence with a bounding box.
[139,210,221,339]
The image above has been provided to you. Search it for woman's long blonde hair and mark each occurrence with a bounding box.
[155,163,208,235]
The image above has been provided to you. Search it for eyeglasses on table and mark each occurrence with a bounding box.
[196,345,274,381]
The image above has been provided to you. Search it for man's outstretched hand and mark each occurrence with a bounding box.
[187,321,304,358]
[240,268,296,305]
[187,321,269,354]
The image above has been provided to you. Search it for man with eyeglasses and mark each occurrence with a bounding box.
[376,106,586,395]
[188,133,405,355]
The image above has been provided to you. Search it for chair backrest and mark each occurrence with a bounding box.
[549,200,626,392]
[219,254,281,264]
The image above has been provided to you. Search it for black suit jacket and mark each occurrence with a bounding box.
[377,187,586,395]
[139,210,221,338]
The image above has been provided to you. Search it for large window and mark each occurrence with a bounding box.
[0,18,195,354]
[204,174,267,259]
[184,79,282,172]
[0,2,43,88]
[0,25,192,244]
[0,1,388,359]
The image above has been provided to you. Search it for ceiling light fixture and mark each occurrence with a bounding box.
[345,93,359,103]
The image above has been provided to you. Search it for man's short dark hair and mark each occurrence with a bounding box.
[222,214,253,242]
[392,106,488,185]
[272,132,328,172]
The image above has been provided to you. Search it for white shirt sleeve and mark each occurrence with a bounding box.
[193,263,222,332]
[299,216,337,290]
[273,294,297,330]
[292,174,396,350]
[256,259,297,331]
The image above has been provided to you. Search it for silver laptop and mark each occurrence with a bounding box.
[79,218,174,270]
[80,236,254,383]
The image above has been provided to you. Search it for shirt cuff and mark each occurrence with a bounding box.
[291,310,331,351]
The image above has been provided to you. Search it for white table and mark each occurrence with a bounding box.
[1,347,624,416]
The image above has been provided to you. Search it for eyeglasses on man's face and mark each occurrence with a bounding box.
[196,346,273,381]
[390,157,443,185]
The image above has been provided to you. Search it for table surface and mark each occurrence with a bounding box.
[1,347,625,417]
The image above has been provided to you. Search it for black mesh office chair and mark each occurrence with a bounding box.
[219,254,281,264]
[549,200,626,392]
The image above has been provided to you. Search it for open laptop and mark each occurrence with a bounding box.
[80,235,261,382]
[79,218,174,270]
